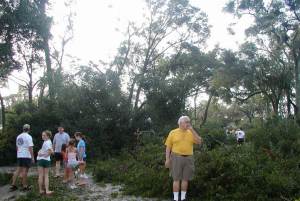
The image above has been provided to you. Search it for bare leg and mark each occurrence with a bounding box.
[55,161,61,176]
[69,169,74,183]
[38,167,44,193]
[11,167,21,186]
[44,168,52,194]
[63,167,68,183]
[21,167,29,187]
[173,180,180,192]
[79,162,86,175]
[65,168,72,182]
[181,180,188,191]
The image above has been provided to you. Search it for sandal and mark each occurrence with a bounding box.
[9,185,18,192]
[45,191,54,195]
[21,185,32,191]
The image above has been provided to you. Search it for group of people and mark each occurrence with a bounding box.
[226,127,246,144]
[9,124,87,195]
[7,116,242,201]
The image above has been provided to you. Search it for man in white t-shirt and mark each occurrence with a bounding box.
[10,124,35,191]
[236,128,245,145]
[53,126,70,177]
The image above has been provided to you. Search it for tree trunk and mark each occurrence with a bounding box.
[286,88,291,117]
[134,84,142,110]
[264,91,279,117]
[200,93,213,127]
[128,77,137,107]
[271,99,279,116]
[193,91,198,125]
[28,85,33,105]
[44,36,54,100]
[28,66,33,105]
[39,0,54,100]
[295,54,300,124]
[0,92,5,130]
[247,114,253,123]
[38,81,46,106]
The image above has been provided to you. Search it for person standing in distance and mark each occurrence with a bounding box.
[10,124,35,191]
[53,126,70,177]
[165,116,203,201]
[235,127,245,145]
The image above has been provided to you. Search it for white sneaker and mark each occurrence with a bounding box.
[82,174,88,179]
[70,184,77,189]
[80,173,88,179]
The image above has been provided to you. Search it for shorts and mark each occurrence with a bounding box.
[54,152,63,161]
[37,159,51,168]
[17,158,32,168]
[67,160,79,170]
[237,138,244,144]
[170,152,194,181]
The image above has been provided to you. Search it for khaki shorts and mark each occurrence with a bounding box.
[170,152,195,181]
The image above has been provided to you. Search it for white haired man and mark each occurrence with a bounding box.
[165,116,203,201]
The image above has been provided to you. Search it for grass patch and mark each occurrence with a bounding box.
[111,192,118,198]
[94,143,171,199]
[16,176,79,201]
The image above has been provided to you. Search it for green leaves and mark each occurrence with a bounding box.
[93,120,300,200]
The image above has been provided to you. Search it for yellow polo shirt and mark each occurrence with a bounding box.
[165,128,197,155]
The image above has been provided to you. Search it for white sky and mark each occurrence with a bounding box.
[2,0,252,96]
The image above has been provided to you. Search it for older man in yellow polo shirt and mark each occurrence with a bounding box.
[165,116,202,201]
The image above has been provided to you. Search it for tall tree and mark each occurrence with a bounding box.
[0,0,53,102]
[13,38,43,105]
[36,0,53,100]
[0,0,30,79]
[213,42,292,117]
[113,0,210,112]
[225,0,300,122]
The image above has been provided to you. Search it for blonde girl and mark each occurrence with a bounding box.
[37,130,54,195]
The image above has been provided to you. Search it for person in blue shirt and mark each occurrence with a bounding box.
[75,132,87,179]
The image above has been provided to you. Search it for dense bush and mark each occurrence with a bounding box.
[0,72,133,165]
[94,141,172,198]
[94,120,300,201]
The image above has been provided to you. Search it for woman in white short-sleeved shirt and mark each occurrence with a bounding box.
[37,130,54,195]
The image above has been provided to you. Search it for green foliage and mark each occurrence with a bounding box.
[0,68,135,165]
[247,119,300,158]
[0,0,52,80]
[94,120,300,200]
[224,0,299,122]
[94,141,171,198]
